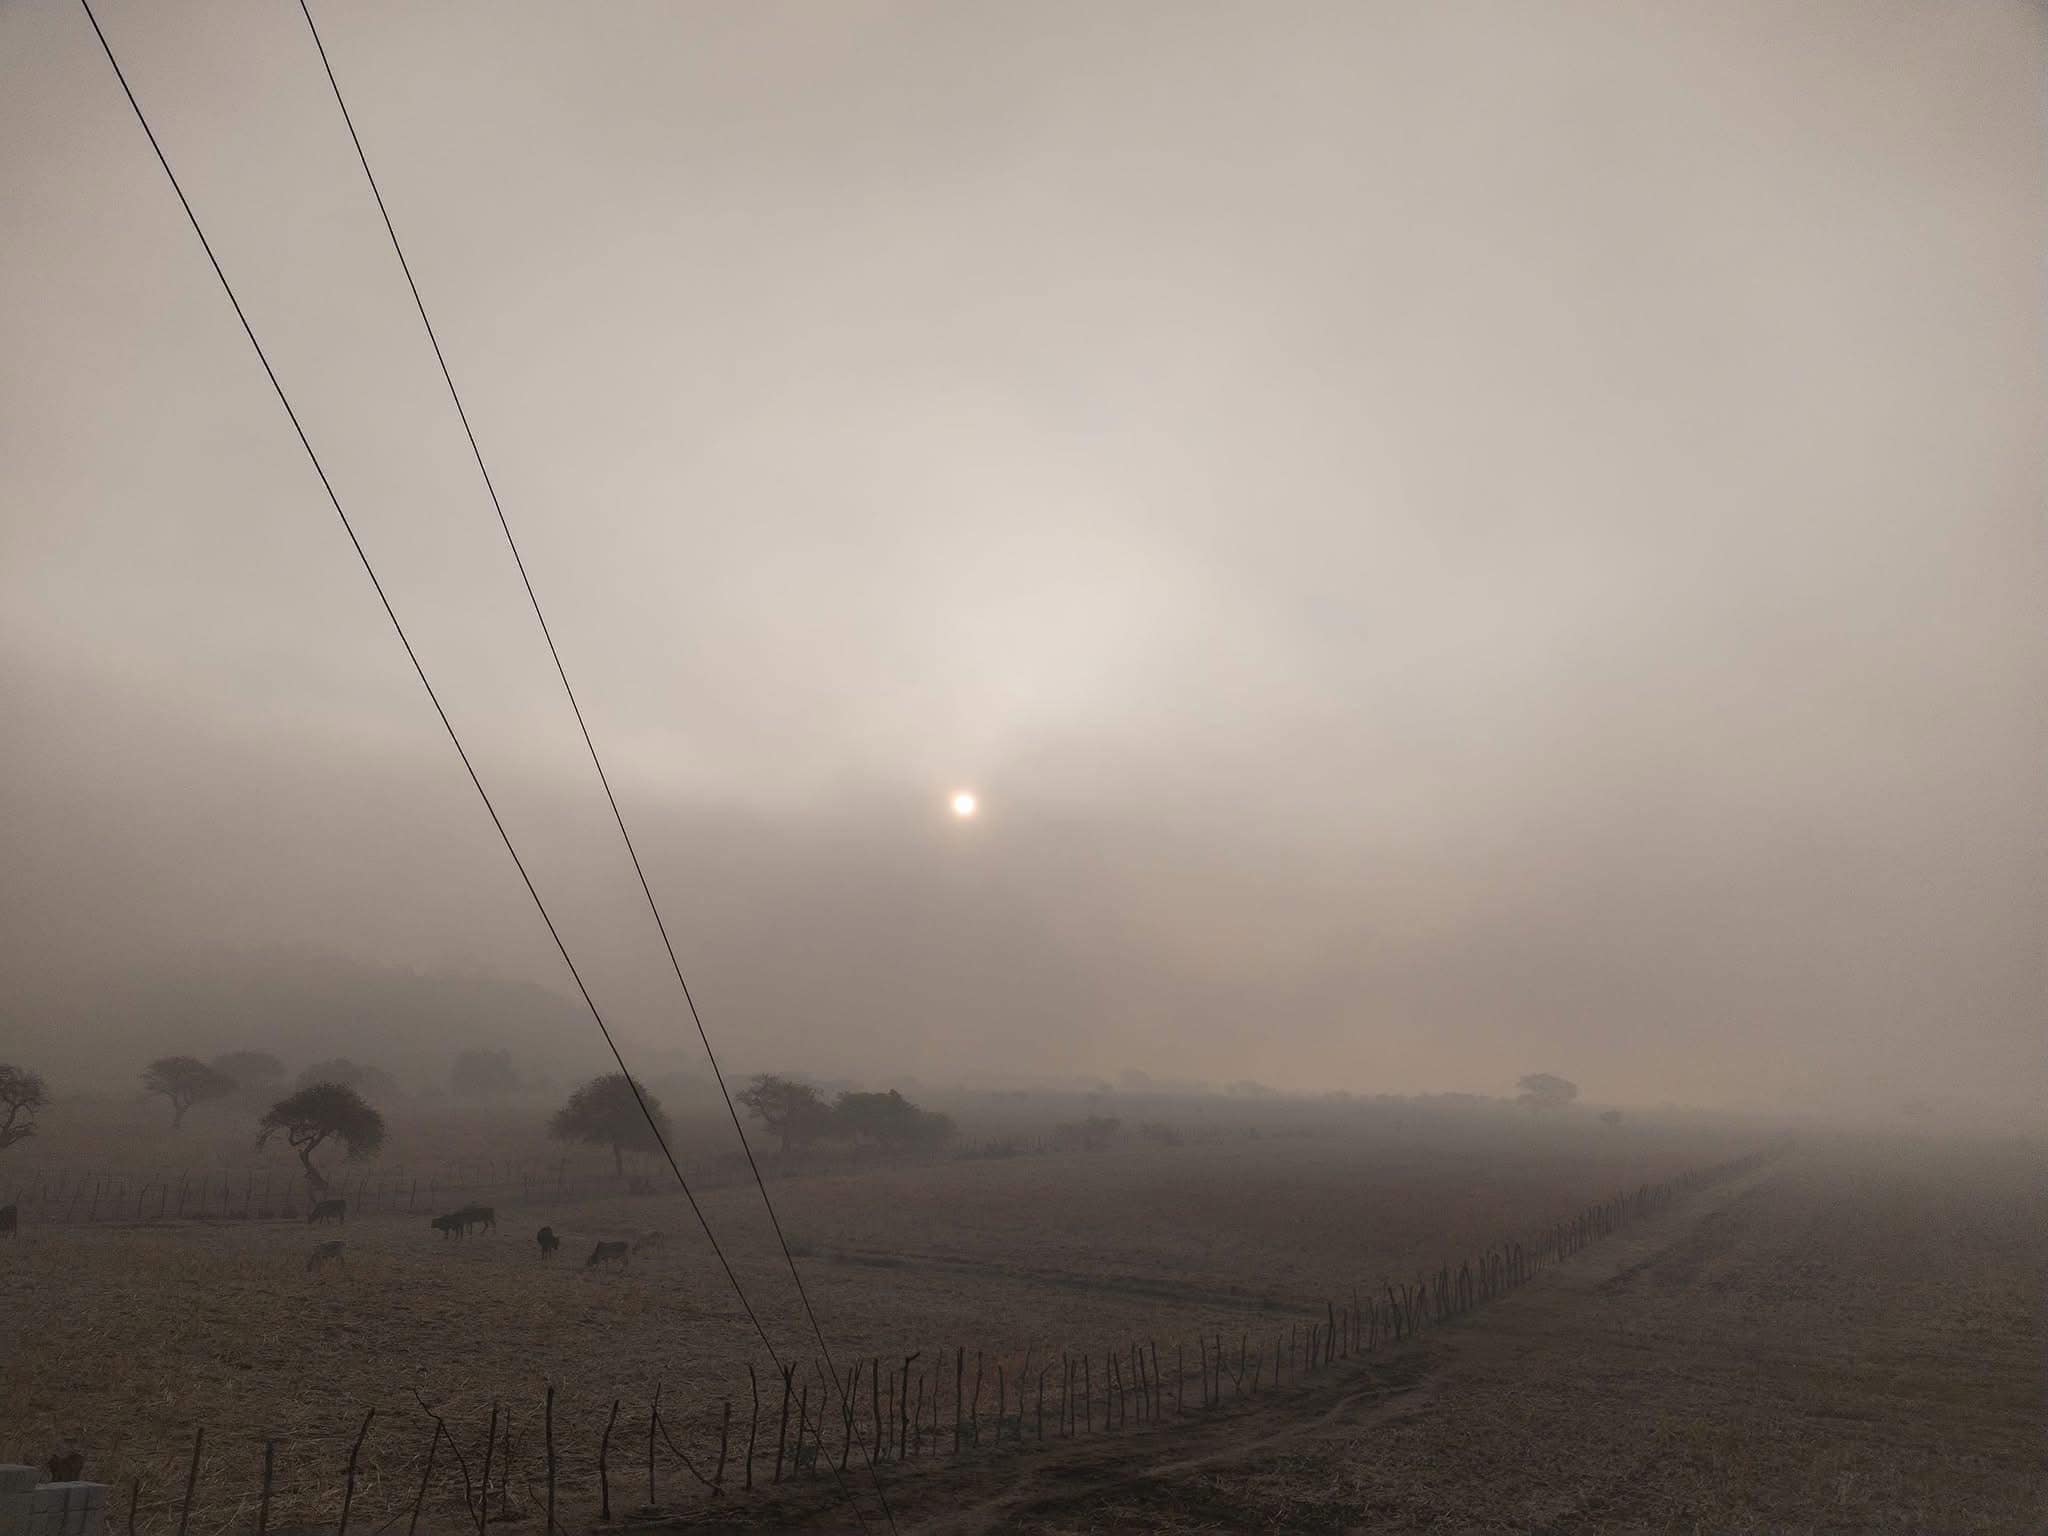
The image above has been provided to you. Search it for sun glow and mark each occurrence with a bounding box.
[951,791,978,819]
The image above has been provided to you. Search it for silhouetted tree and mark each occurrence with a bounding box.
[832,1089,954,1152]
[1516,1073,1579,1111]
[1599,1108,1623,1127]
[549,1073,671,1176]
[258,1082,386,1197]
[449,1048,521,1099]
[0,1063,49,1152]
[211,1050,286,1092]
[735,1075,833,1156]
[142,1056,238,1127]
[295,1057,399,1101]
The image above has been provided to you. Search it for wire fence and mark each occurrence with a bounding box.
[8,1146,1777,1534]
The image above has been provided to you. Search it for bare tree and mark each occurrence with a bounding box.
[143,1056,238,1127]
[0,1063,48,1152]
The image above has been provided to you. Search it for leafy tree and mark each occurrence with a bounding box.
[735,1074,833,1155]
[1516,1073,1579,1111]
[549,1073,672,1176]
[0,1063,49,1153]
[295,1057,399,1102]
[210,1051,285,1091]
[449,1048,521,1099]
[142,1056,238,1127]
[257,1082,386,1197]
[832,1089,954,1152]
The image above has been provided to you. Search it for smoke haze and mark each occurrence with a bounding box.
[3,0,2041,1121]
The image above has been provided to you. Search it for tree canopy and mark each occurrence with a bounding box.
[0,1062,48,1152]
[295,1057,399,1102]
[210,1050,285,1090]
[735,1074,833,1155]
[549,1073,671,1175]
[833,1089,954,1152]
[142,1055,238,1127]
[450,1048,521,1099]
[1516,1073,1579,1110]
[258,1081,386,1195]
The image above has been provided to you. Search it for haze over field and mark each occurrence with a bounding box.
[2,1,2041,1121]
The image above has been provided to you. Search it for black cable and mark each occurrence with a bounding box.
[292,4,898,1529]
[72,9,873,1527]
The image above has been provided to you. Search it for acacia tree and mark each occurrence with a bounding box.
[549,1073,671,1176]
[1516,1073,1579,1111]
[210,1051,285,1093]
[0,1063,48,1153]
[735,1074,833,1156]
[143,1056,238,1127]
[257,1082,386,1197]
[450,1048,521,1099]
[833,1089,954,1153]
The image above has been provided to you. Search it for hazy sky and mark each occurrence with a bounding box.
[3,0,2041,1114]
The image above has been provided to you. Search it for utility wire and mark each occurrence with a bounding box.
[73,6,875,1528]
[292,4,897,1530]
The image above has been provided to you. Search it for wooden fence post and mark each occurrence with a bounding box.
[598,1399,619,1519]
[744,1367,758,1491]
[646,1384,659,1507]
[715,1400,730,1495]
[257,1438,276,1536]
[338,1407,375,1536]
[774,1364,794,1481]
[544,1384,557,1534]
[176,1426,202,1536]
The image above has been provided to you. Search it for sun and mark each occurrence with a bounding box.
[951,791,978,819]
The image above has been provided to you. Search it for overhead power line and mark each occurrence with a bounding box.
[72,5,877,1529]
[291,3,897,1529]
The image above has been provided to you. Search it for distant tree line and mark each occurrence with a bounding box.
[736,1075,954,1156]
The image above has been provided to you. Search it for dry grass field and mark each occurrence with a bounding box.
[4,1110,2037,1534]
[0,1102,1750,1534]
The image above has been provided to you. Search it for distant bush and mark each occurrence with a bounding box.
[295,1057,400,1102]
[449,1048,521,1099]
[1055,1115,1122,1152]
[1136,1121,1183,1147]
[833,1089,954,1153]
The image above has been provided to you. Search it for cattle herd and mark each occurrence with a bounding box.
[0,1187,664,1275]
[285,1200,664,1276]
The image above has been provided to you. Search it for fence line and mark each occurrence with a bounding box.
[11,1145,1778,1533]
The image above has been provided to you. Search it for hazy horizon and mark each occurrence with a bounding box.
[4,0,2042,1126]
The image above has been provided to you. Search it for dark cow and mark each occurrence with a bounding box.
[307,1198,347,1225]
[306,1240,346,1274]
[458,1204,497,1235]
[0,1203,17,1237]
[47,1450,83,1483]
[585,1240,629,1270]
[431,1212,465,1238]
[536,1226,561,1259]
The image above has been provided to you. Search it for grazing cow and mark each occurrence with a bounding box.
[632,1230,666,1255]
[536,1226,560,1259]
[307,1198,347,1225]
[458,1204,496,1235]
[306,1240,346,1274]
[0,1203,17,1237]
[431,1212,465,1238]
[585,1240,629,1270]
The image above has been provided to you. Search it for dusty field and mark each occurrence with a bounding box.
[0,1107,1745,1533]
[768,1136,2040,1535]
